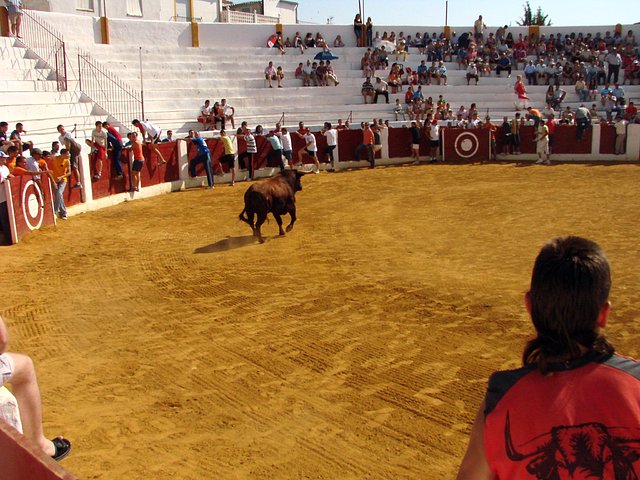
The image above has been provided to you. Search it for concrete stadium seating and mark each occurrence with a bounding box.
[2,34,639,150]
[0,37,108,149]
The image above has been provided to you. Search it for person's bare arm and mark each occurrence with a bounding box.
[0,315,9,354]
[456,401,493,480]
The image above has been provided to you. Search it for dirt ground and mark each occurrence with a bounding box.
[2,162,640,479]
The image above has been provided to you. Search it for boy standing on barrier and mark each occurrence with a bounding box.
[86,121,108,180]
[0,314,72,461]
[457,236,640,479]
[102,122,124,181]
[187,130,214,189]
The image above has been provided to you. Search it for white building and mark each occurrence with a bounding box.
[26,0,298,23]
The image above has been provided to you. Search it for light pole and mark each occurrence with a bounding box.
[444,1,451,40]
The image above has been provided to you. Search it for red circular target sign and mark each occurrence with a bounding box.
[21,180,45,231]
[454,132,480,159]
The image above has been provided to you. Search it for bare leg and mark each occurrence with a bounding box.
[152,144,166,164]
[297,148,306,166]
[7,353,56,457]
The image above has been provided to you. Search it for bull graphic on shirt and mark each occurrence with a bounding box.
[504,413,640,479]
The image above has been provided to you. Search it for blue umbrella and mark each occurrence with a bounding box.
[314,50,339,61]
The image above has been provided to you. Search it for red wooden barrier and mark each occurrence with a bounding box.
[0,421,76,480]
[518,126,536,154]
[551,125,592,154]
[388,127,413,158]
[442,128,490,161]
[599,124,616,154]
[336,129,383,162]
[4,176,56,244]
[89,151,131,199]
[140,141,180,187]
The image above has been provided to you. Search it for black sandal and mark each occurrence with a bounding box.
[51,437,72,461]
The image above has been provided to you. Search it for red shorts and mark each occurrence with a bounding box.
[95,145,107,161]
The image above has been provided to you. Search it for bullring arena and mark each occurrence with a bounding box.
[5,162,640,479]
[1,3,640,479]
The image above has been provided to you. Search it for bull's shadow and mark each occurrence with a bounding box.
[194,235,258,254]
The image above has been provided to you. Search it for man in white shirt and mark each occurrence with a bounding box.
[277,127,293,169]
[221,99,235,130]
[200,99,213,130]
[374,77,389,104]
[535,120,550,165]
[0,155,11,244]
[605,47,622,84]
[297,128,319,173]
[56,124,82,189]
[322,122,338,171]
[614,115,628,155]
[473,15,486,43]
[426,114,440,162]
[264,61,276,88]
[87,121,108,179]
[132,119,166,165]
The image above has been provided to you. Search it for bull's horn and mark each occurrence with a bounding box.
[505,412,550,461]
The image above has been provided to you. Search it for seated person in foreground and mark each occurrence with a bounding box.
[456,236,640,480]
[0,314,72,461]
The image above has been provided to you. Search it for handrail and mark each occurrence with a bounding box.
[17,8,142,126]
[19,7,68,91]
[77,48,143,127]
[221,8,280,24]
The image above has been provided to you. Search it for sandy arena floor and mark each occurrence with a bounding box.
[2,162,640,479]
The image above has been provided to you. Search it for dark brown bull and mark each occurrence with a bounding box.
[238,170,305,243]
[505,412,640,479]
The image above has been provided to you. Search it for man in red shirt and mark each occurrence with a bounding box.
[625,101,638,123]
[457,236,640,480]
[102,121,124,180]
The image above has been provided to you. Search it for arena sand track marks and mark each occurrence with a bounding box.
[2,163,640,479]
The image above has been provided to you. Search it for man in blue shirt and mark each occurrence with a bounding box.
[266,133,286,172]
[188,130,214,188]
[524,60,537,85]
[417,60,429,85]
[612,83,626,107]
[496,53,512,77]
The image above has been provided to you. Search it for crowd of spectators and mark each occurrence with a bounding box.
[2,21,640,236]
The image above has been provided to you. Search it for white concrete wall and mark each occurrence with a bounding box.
[29,0,186,21]
[107,17,193,47]
[193,0,219,22]
[276,2,297,24]
[31,11,101,46]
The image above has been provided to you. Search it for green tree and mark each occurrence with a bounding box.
[517,1,552,26]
